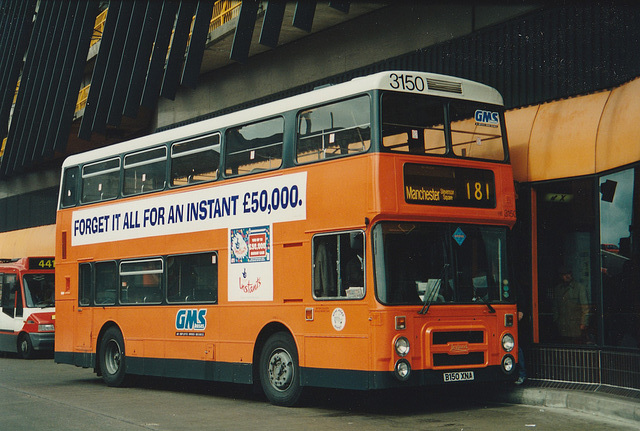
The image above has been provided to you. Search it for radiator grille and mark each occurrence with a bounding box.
[433,331,484,345]
[433,352,485,366]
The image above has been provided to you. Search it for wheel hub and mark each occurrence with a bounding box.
[268,348,293,391]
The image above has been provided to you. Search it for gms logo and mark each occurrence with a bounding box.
[474,110,499,128]
[175,309,207,335]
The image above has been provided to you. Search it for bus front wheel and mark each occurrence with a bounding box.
[99,327,127,387]
[259,332,303,406]
[17,333,34,359]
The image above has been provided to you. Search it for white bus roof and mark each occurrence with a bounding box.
[62,71,503,169]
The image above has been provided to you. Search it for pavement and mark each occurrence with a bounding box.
[495,382,640,425]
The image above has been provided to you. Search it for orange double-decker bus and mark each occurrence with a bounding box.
[55,71,518,406]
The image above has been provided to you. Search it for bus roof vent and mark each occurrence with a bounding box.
[427,78,462,94]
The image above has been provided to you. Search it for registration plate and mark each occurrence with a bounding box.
[443,371,475,382]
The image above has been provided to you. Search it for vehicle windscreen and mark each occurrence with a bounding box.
[381,91,507,161]
[23,273,55,308]
[373,222,513,306]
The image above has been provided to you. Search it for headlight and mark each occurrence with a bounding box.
[502,354,515,374]
[394,336,410,357]
[394,359,411,381]
[501,333,515,352]
[38,324,54,332]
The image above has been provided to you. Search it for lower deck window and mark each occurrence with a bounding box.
[79,253,218,307]
[313,231,365,300]
[95,261,117,305]
[120,259,163,304]
[167,252,218,303]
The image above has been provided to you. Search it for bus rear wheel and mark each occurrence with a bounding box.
[259,332,303,406]
[99,327,127,387]
[17,333,34,359]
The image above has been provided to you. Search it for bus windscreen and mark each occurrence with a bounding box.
[373,222,512,306]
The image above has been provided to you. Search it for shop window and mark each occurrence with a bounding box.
[535,178,596,344]
[600,167,640,348]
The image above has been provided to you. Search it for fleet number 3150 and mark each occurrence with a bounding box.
[388,73,426,92]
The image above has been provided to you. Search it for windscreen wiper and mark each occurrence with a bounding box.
[419,263,449,315]
[473,294,496,313]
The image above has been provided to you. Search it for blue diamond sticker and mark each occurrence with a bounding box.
[453,227,466,246]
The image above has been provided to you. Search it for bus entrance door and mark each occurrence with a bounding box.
[0,273,21,352]
[74,306,93,367]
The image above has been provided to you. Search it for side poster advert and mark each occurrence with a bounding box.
[228,225,273,301]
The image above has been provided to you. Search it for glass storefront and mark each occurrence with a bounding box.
[533,165,640,348]
[599,168,640,348]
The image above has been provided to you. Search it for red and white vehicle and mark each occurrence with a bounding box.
[0,257,55,358]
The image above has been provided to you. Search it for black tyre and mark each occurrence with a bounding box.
[17,333,34,359]
[259,332,303,406]
[99,327,127,387]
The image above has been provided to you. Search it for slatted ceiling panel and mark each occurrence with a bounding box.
[181,0,216,89]
[2,0,52,175]
[78,0,123,140]
[230,0,259,64]
[329,1,350,13]
[90,1,134,134]
[107,0,149,126]
[0,0,36,142]
[161,1,196,100]
[124,1,162,118]
[259,0,286,49]
[141,0,180,109]
[292,1,316,32]
[51,1,100,156]
[29,1,74,164]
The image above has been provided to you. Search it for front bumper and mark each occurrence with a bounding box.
[30,332,55,351]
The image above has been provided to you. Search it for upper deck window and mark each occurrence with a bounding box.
[450,101,505,161]
[123,146,167,196]
[61,166,79,207]
[81,158,120,203]
[224,117,283,177]
[296,96,371,163]
[382,94,446,155]
[171,133,220,186]
[381,92,507,161]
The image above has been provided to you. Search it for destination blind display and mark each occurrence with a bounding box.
[28,257,55,270]
[404,164,496,208]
